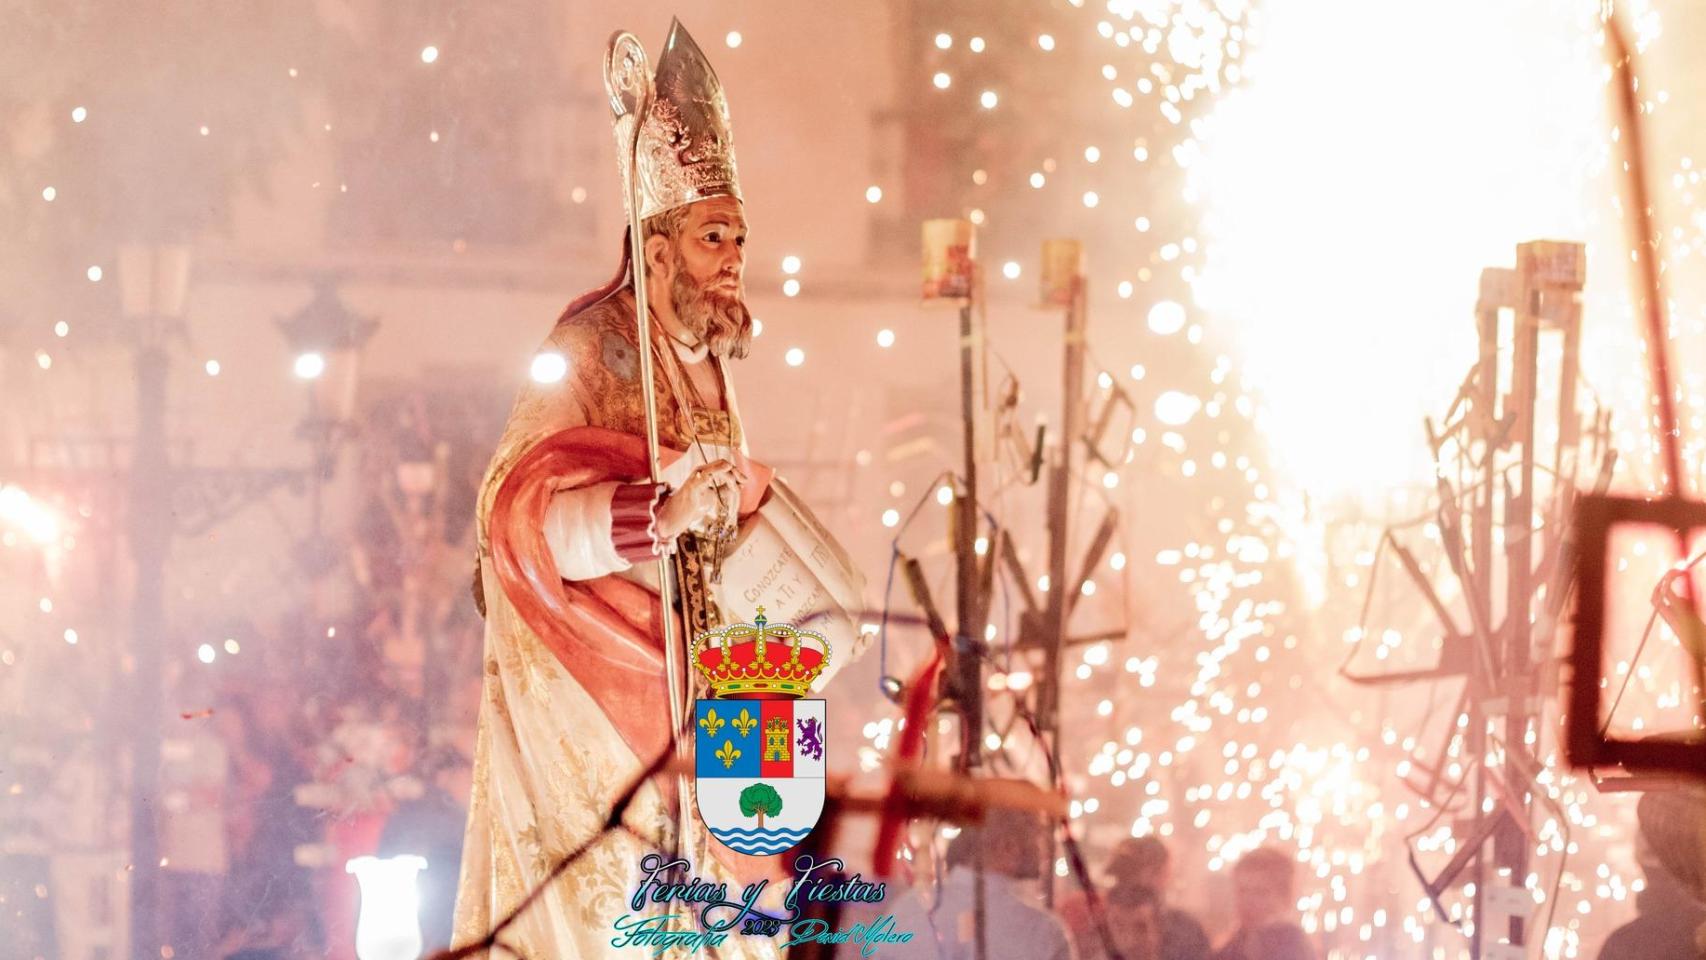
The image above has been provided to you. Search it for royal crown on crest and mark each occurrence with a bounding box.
[693,607,831,700]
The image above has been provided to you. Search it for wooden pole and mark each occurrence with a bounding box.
[952,293,985,771]
[1039,272,1087,905]
[127,336,168,960]
[1468,275,1500,960]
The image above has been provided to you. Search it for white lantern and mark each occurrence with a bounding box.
[345,854,428,960]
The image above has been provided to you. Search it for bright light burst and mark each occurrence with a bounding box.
[1190,0,1614,497]
[0,485,61,545]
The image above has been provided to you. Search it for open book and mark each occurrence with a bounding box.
[714,475,869,693]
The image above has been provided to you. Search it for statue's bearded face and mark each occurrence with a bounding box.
[664,196,753,360]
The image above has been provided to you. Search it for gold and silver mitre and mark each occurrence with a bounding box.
[607,19,743,222]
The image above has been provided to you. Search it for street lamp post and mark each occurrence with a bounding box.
[117,243,192,960]
[108,265,372,958]
[104,255,370,960]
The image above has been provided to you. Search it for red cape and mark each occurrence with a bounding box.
[487,425,773,764]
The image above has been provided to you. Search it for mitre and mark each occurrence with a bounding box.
[617,18,744,222]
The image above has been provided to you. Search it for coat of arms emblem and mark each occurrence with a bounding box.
[693,608,829,856]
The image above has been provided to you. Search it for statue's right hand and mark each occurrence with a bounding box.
[655,458,746,540]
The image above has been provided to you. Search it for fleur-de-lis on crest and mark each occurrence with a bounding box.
[732,707,757,738]
[715,740,741,769]
[699,707,726,739]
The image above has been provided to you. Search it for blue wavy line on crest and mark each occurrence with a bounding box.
[709,827,812,843]
[708,828,812,839]
[714,840,811,854]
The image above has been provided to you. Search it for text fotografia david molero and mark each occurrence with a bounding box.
[780,914,916,957]
[609,853,916,956]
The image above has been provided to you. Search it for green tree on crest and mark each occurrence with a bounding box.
[739,782,783,830]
